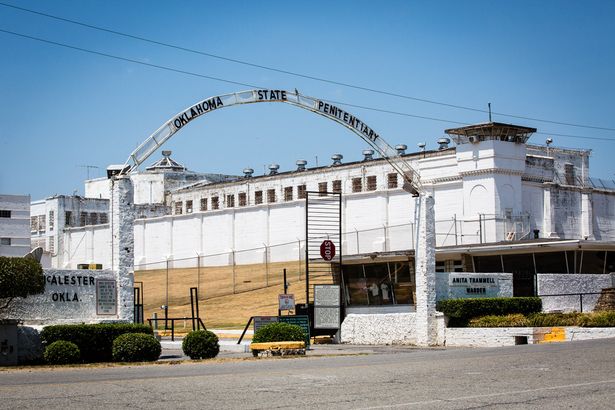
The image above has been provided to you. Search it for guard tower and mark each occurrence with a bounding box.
[445,122,537,243]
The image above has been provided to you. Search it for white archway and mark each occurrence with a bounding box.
[121,89,422,196]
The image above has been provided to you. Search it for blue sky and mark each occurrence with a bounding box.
[1,0,614,200]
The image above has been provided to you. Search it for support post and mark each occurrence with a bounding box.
[414,195,437,346]
[111,176,135,323]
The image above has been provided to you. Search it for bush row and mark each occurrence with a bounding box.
[437,297,542,326]
[252,322,305,344]
[469,311,615,328]
[40,323,153,362]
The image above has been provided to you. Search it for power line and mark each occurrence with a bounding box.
[1,27,614,144]
[2,1,614,133]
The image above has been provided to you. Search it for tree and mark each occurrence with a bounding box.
[0,256,45,309]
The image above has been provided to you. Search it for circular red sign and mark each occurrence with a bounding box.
[320,240,336,261]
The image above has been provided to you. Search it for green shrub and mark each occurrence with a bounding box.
[252,322,305,344]
[112,333,161,362]
[41,323,153,363]
[0,256,45,306]
[182,330,220,360]
[469,314,530,328]
[528,312,581,327]
[437,297,542,326]
[578,311,615,327]
[44,340,80,365]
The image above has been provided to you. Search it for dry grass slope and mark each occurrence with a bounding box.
[135,260,333,328]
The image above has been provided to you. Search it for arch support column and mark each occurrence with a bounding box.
[415,194,437,346]
[111,176,135,322]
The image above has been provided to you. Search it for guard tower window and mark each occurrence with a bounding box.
[387,173,398,189]
[80,212,87,226]
[318,182,327,196]
[366,176,377,191]
[352,177,362,193]
[297,185,307,199]
[332,180,342,193]
[88,212,98,225]
[200,198,208,211]
[238,192,247,207]
[226,194,235,208]
[174,202,183,215]
[284,186,293,201]
[186,200,193,213]
[211,196,219,210]
[99,213,108,224]
[267,189,276,203]
[255,190,263,205]
[65,211,72,227]
[0,210,10,218]
[564,163,576,185]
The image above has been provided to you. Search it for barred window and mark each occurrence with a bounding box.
[211,196,219,210]
[332,180,342,193]
[174,202,183,215]
[80,212,88,226]
[297,185,307,199]
[39,214,46,232]
[99,213,108,224]
[366,176,377,191]
[226,194,235,208]
[352,177,362,193]
[185,200,193,214]
[0,238,10,245]
[0,210,10,218]
[255,190,263,205]
[48,237,55,254]
[31,216,38,232]
[387,173,398,189]
[267,189,276,203]
[318,182,327,196]
[65,211,72,227]
[200,198,208,211]
[49,210,55,231]
[239,192,247,206]
[284,186,293,201]
[88,212,98,225]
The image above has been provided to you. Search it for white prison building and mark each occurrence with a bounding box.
[30,122,615,306]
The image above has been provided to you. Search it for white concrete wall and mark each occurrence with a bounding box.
[0,194,30,257]
[537,273,615,312]
[62,224,112,269]
[1,269,119,325]
[445,327,615,347]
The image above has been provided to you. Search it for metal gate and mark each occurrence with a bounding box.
[305,191,342,307]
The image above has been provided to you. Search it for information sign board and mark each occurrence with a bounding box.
[278,294,295,311]
[278,315,310,347]
[314,284,341,329]
[253,316,278,333]
[96,279,117,315]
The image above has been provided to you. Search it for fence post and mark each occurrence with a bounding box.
[264,244,269,287]
[454,214,458,246]
[383,225,388,252]
[297,239,302,281]
[355,229,360,253]
[165,258,169,309]
[232,251,236,294]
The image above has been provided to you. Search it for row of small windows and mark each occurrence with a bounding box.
[173,174,400,215]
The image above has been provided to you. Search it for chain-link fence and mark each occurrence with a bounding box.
[134,213,531,326]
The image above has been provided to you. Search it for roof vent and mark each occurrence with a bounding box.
[295,160,307,171]
[331,154,343,166]
[362,149,374,161]
[268,164,280,175]
[395,144,407,155]
[437,137,451,150]
[243,168,254,178]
